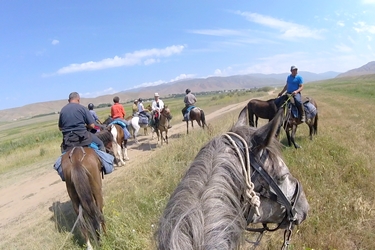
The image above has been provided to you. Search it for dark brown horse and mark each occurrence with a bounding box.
[102,117,129,166]
[247,98,277,127]
[61,147,106,250]
[185,107,207,134]
[277,95,318,149]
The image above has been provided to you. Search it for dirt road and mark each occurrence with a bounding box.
[0,100,250,247]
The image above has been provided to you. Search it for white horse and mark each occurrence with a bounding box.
[126,116,154,143]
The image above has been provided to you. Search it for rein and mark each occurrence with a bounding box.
[224,132,301,250]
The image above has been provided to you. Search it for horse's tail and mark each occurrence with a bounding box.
[70,149,102,242]
[200,109,207,128]
[247,102,255,127]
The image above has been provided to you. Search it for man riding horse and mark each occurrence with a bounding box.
[152,92,172,129]
[59,92,105,153]
[278,65,305,122]
[181,88,197,121]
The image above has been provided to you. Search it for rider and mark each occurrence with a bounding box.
[132,99,139,116]
[111,96,126,122]
[58,92,105,152]
[278,66,305,122]
[151,93,172,128]
[181,89,197,120]
[88,103,106,132]
[137,98,152,121]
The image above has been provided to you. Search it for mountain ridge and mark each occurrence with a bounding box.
[0,69,356,122]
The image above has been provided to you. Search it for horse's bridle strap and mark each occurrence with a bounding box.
[227,133,300,223]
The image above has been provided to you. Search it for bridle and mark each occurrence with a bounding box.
[224,132,301,250]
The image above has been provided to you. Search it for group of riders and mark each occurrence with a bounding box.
[56,65,305,179]
[55,89,198,180]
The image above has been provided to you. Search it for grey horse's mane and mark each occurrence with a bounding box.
[156,125,281,250]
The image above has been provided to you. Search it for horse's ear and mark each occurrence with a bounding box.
[235,106,248,127]
[252,108,284,148]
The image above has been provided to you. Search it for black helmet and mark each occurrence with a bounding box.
[88,103,94,110]
[186,88,191,94]
[138,98,142,102]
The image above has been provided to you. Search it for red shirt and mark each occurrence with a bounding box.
[111,103,125,119]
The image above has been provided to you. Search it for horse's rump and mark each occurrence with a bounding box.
[62,147,104,246]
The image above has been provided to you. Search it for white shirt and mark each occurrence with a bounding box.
[151,99,164,112]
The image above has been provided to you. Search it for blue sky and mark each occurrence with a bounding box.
[1,0,375,111]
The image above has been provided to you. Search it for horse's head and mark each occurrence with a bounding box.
[146,104,152,112]
[234,107,309,228]
[102,116,113,125]
[161,106,170,116]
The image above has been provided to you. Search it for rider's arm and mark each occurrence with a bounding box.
[278,84,287,96]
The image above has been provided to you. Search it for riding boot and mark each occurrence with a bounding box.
[298,104,305,122]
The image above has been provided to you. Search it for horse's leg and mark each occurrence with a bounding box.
[122,139,129,161]
[165,130,168,144]
[285,127,292,147]
[291,125,301,149]
[255,115,259,127]
[186,121,189,134]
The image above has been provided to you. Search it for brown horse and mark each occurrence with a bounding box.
[61,147,106,250]
[155,107,171,145]
[277,95,318,149]
[185,107,208,134]
[102,117,129,166]
[247,98,277,127]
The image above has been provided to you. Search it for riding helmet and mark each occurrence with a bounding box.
[186,88,191,94]
[138,98,143,102]
[88,103,94,110]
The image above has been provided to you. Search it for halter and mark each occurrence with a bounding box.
[224,132,301,250]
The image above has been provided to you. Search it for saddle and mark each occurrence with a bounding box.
[138,112,149,124]
[183,106,196,121]
[61,130,92,153]
[284,96,317,120]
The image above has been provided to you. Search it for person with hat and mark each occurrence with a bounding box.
[181,89,197,120]
[151,93,172,128]
[132,99,139,115]
[278,65,305,122]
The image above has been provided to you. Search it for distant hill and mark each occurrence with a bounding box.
[336,61,375,78]
[0,71,339,122]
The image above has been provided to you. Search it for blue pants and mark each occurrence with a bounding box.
[92,133,105,151]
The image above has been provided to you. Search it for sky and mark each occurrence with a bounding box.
[1,0,375,111]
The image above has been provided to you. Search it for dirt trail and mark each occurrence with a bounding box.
[0,100,250,246]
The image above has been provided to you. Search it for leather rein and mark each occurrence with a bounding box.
[225,132,301,249]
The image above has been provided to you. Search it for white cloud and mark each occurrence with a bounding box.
[54,45,185,75]
[170,73,195,82]
[52,39,59,45]
[237,11,325,40]
[214,69,222,75]
[337,21,345,27]
[80,87,117,98]
[362,0,375,4]
[354,22,375,33]
[335,44,353,52]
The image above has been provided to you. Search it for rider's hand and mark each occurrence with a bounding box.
[292,91,297,96]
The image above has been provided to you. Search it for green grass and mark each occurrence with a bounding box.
[2,76,375,249]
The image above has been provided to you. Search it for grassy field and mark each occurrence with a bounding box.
[1,76,375,249]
